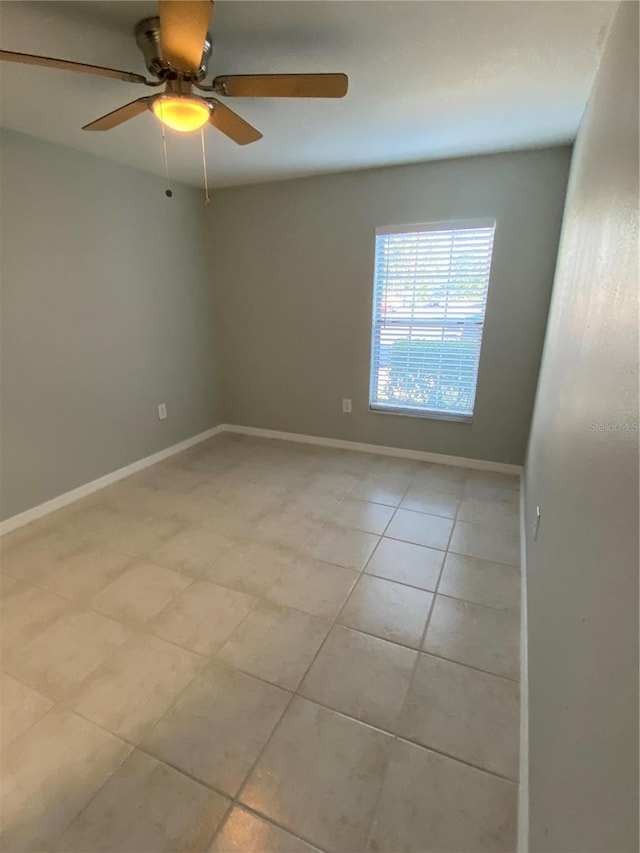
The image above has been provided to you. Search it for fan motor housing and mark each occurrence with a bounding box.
[134,16,212,80]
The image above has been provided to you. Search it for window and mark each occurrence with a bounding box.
[369,219,496,422]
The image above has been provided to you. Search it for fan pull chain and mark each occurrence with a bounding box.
[200,128,211,206]
[160,118,172,198]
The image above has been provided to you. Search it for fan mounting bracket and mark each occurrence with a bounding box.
[134,16,212,82]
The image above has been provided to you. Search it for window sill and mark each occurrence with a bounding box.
[369,404,473,424]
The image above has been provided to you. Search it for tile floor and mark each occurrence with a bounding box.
[0,433,521,852]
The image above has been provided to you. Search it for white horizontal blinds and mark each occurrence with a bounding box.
[370,220,495,419]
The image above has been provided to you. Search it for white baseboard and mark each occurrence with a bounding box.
[518,485,529,852]
[0,425,225,537]
[0,421,522,537]
[223,423,523,476]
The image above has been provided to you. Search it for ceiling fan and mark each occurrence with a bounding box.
[0,0,348,145]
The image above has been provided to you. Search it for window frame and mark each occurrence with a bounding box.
[368,217,496,424]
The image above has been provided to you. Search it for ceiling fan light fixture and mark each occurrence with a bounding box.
[151,95,210,132]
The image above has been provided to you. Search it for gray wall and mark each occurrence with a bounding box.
[524,3,639,851]
[207,147,571,465]
[0,131,221,521]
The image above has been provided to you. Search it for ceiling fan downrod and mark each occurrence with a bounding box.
[134,15,212,82]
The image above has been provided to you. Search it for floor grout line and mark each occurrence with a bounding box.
[356,481,418,849]
[41,714,137,852]
[2,544,521,709]
[218,801,327,852]
[222,479,407,849]
[362,478,456,849]
[11,537,520,620]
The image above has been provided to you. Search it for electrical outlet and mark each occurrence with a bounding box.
[158,403,167,420]
[342,398,352,414]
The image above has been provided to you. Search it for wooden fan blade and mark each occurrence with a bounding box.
[159,0,213,73]
[208,99,262,145]
[83,98,151,131]
[0,49,148,84]
[213,73,348,98]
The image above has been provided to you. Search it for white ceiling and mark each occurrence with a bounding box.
[0,1,614,188]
